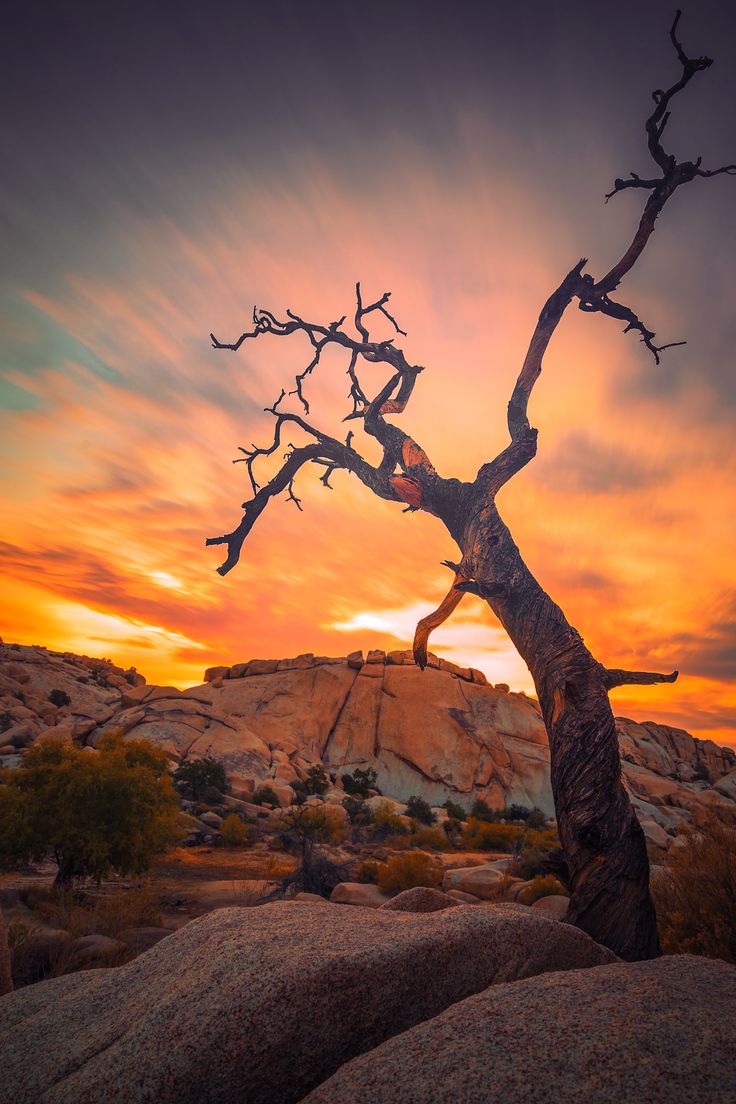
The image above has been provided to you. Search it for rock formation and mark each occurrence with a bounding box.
[301,955,736,1104]
[1,642,734,851]
[0,901,615,1104]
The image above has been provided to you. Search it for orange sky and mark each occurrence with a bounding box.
[1,5,735,748]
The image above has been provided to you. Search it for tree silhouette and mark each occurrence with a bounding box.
[207,12,734,960]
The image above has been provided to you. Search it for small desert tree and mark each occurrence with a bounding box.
[0,735,181,885]
[206,15,734,959]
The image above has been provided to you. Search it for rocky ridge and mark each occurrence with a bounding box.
[1,642,735,851]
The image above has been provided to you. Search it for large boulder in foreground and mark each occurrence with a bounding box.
[0,902,614,1104]
[302,955,736,1104]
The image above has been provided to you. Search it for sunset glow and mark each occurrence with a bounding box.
[1,2,734,746]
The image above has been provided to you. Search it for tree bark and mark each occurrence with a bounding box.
[458,499,659,960]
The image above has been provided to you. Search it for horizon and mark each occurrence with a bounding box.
[1,1,734,748]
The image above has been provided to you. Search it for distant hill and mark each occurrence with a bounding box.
[1,641,734,852]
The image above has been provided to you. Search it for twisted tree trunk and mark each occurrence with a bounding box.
[460,500,660,959]
[208,13,733,961]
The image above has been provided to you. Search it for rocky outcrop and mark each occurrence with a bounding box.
[0,902,616,1104]
[2,642,734,849]
[301,955,736,1104]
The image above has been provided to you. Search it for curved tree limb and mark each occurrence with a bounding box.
[412,572,468,670]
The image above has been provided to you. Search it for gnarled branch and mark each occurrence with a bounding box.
[603,668,679,690]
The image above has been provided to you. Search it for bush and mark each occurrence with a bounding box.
[173,756,229,802]
[405,795,436,825]
[442,799,466,821]
[516,874,568,905]
[526,807,548,829]
[470,798,501,823]
[292,764,329,803]
[220,814,249,849]
[0,735,181,885]
[252,785,281,808]
[513,827,562,879]
[377,852,443,895]
[341,766,378,798]
[410,825,452,851]
[372,801,410,837]
[461,818,525,852]
[651,816,736,963]
[356,859,382,884]
[505,803,531,822]
[48,689,71,708]
[342,796,372,826]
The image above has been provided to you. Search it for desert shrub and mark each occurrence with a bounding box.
[252,785,281,808]
[651,816,736,963]
[279,804,347,897]
[516,874,568,905]
[526,807,548,829]
[372,801,410,837]
[470,798,502,823]
[173,756,229,802]
[342,796,372,826]
[442,799,466,821]
[405,795,435,825]
[410,825,452,851]
[505,803,531,822]
[287,854,349,898]
[292,764,329,803]
[377,852,443,895]
[461,817,524,852]
[48,688,71,708]
[220,814,249,848]
[0,735,181,885]
[356,859,382,884]
[341,766,378,798]
[513,827,562,879]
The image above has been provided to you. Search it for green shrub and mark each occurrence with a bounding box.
[341,767,378,798]
[252,785,281,808]
[442,799,466,821]
[461,817,525,852]
[342,796,372,825]
[173,756,229,802]
[293,764,329,803]
[220,814,249,849]
[0,735,180,885]
[516,874,568,905]
[405,795,435,825]
[526,807,548,829]
[470,798,502,823]
[48,689,71,708]
[377,852,443,895]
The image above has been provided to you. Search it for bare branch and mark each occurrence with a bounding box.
[603,668,679,690]
[604,172,660,202]
[413,573,467,670]
[578,291,686,364]
[476,259,587,494]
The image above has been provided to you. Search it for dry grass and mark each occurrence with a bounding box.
[651,816,736,963]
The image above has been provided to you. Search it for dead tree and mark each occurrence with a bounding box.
[207,13,734,960]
